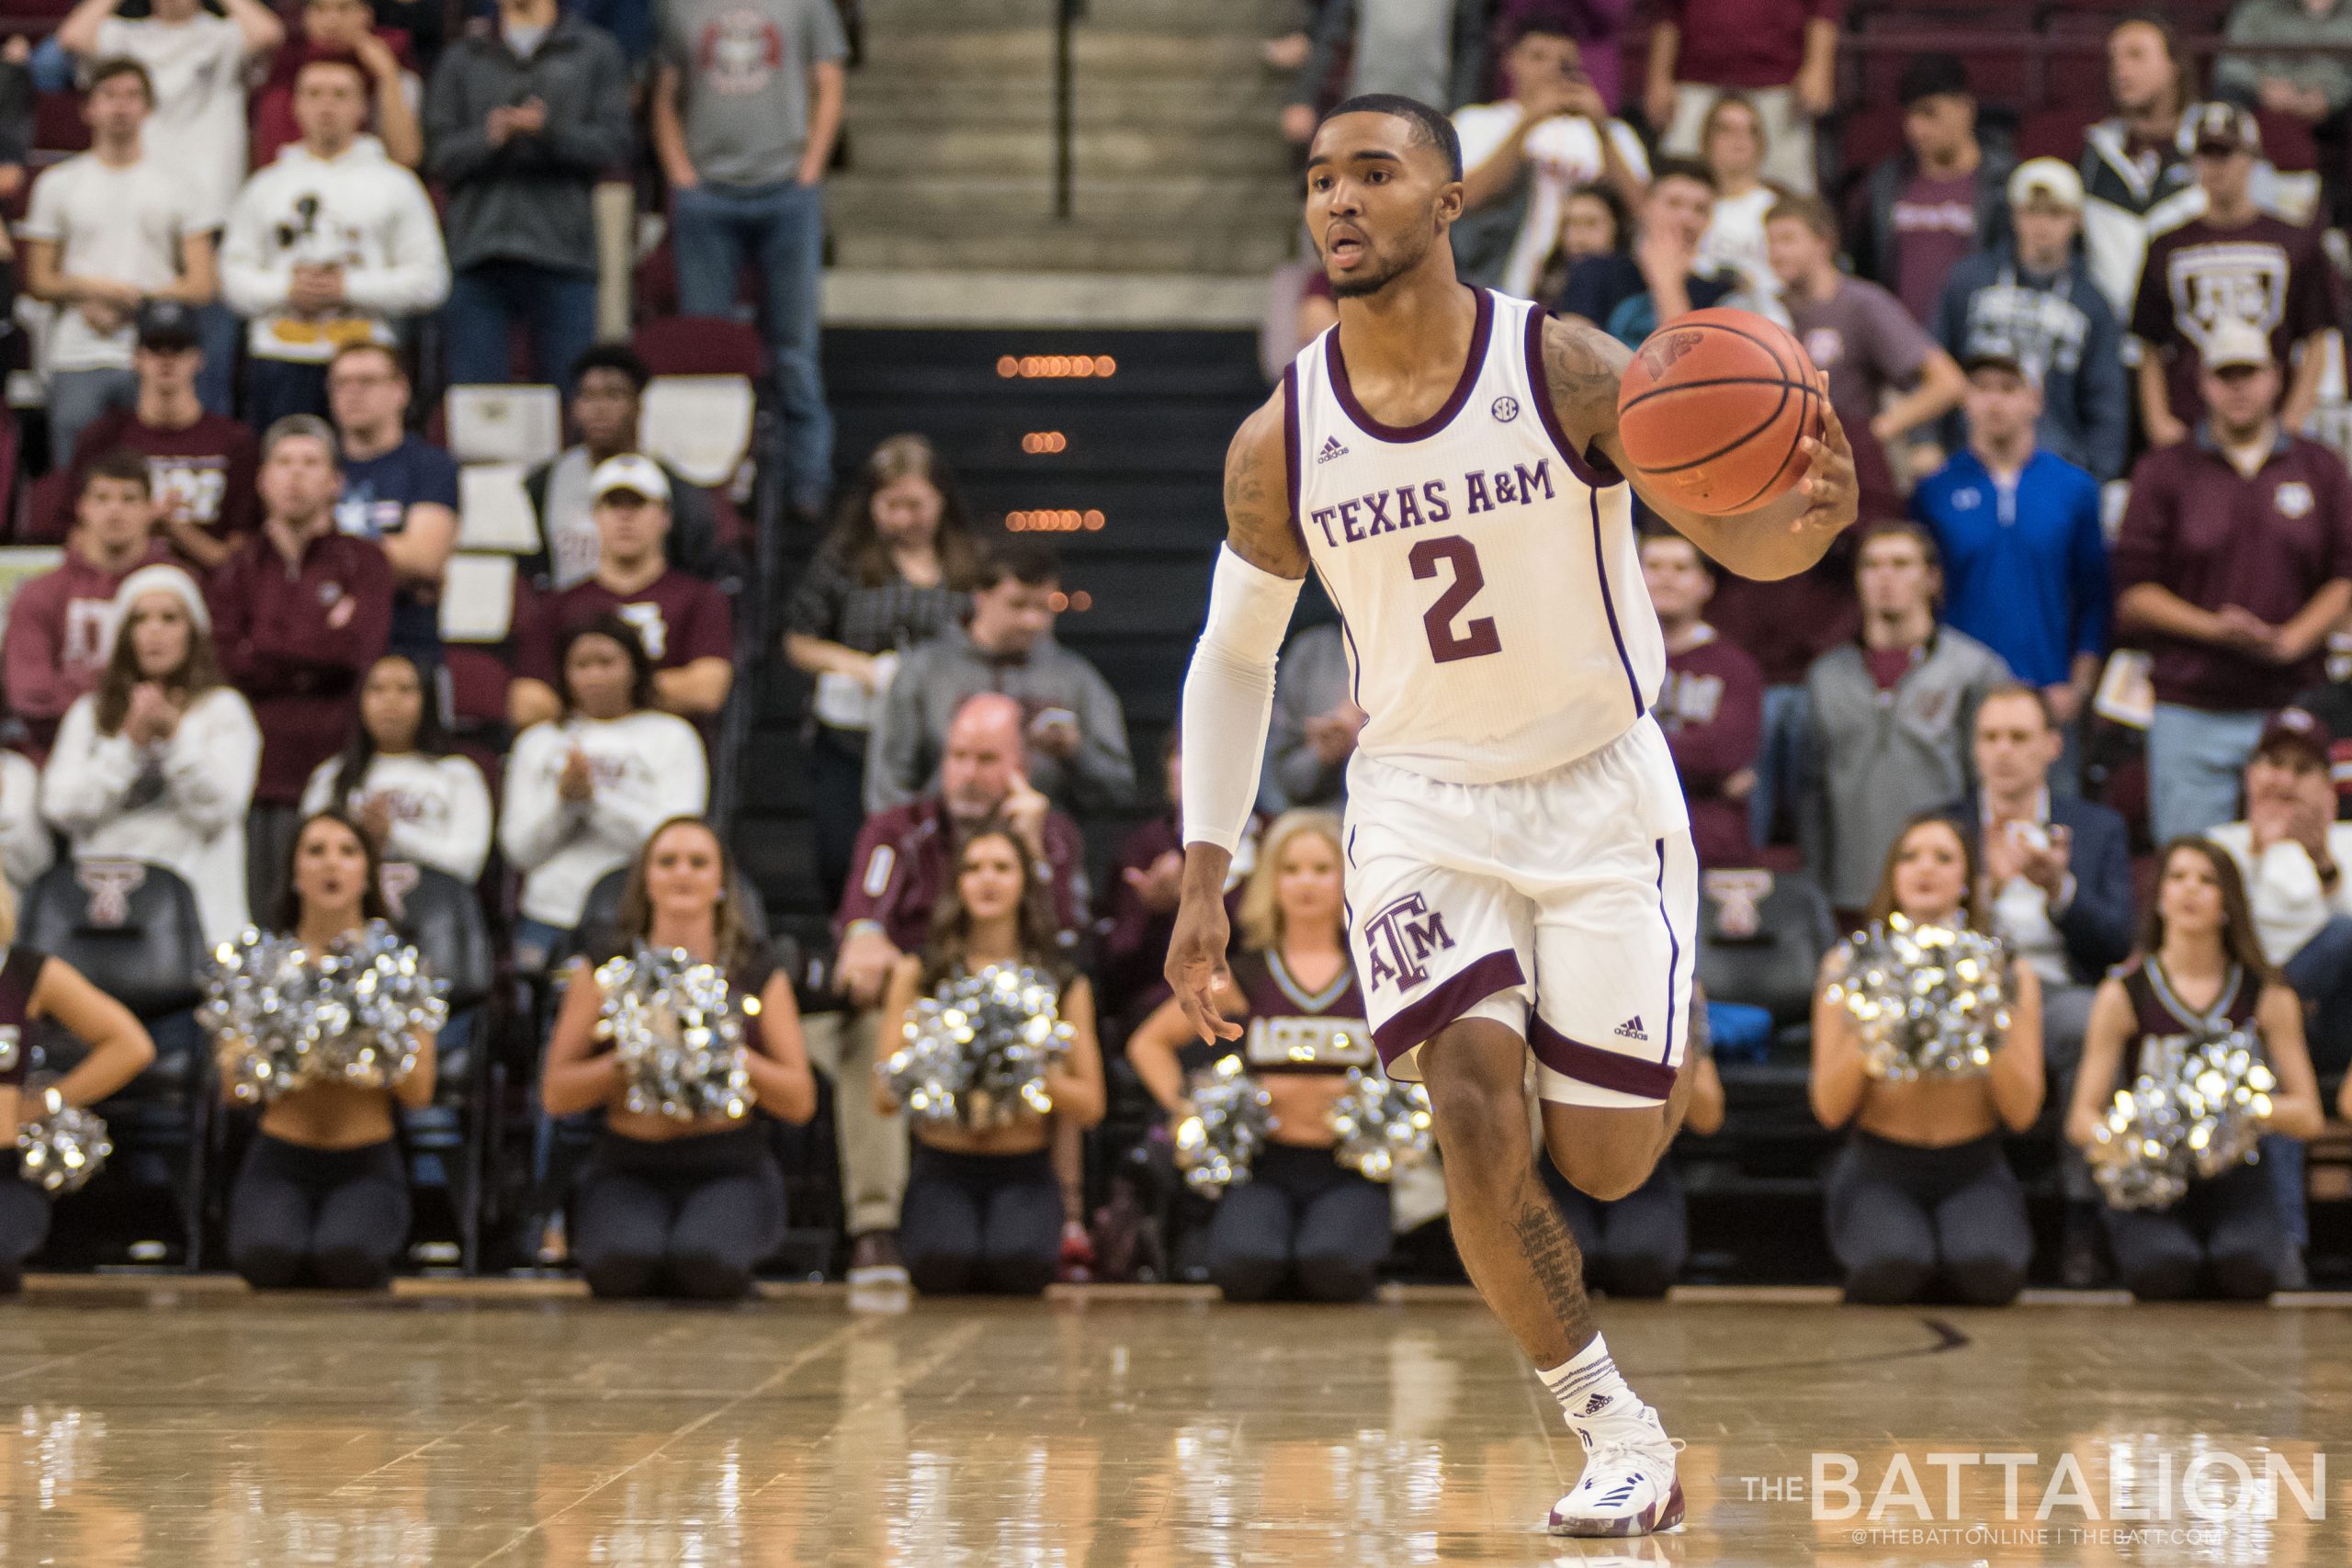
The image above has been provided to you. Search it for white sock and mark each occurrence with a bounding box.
[1538,1334,1642,1427]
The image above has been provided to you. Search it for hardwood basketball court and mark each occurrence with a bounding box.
[0,1281,2343,1564]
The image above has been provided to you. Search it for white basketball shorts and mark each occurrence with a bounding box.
[1341,715,1698,1109]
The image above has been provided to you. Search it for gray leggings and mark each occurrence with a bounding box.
[0,1178,49,1292]
[899,1143,1063,1296]
[572,1124,786,1301]
[228,1134,411,1291]
[1206,1142,1391,1303]
[1544,1156,1689,1299]
[1826,1131,2031,1305]
[2101,1158,2283,1301]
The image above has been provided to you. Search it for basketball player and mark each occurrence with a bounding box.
[1166,96,1858,1538]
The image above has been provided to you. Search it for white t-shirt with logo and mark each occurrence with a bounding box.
[20,152,198,373]
[94,13,250,231]
[1698,184,1779,305]
[1452,101,1651,301]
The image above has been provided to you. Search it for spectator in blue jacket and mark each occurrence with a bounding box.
[1912,348,2110,783]
[1933,158,2130,481]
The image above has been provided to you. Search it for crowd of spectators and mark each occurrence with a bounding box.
[7,1,2352,1303]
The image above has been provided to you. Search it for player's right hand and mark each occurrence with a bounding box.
[1165,886,1243,1045]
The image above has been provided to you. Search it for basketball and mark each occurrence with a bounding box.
[1615,308,1826,516]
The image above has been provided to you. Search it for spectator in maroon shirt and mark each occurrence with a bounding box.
[3,451,171,761]
[250,0,422,170]
[811,691,1088,1285]
[2115,320,2352,842]
[509,455,735,730]
[51,302,259,568]
[2132,103,2336,446]
[1098,730,1263,1029]
[1642,532,1764,870]
[208,414,393,887]
[1847,54,2015,328]
[1645,0,1838,195]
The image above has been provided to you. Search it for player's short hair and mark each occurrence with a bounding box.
[1766,192,1838,239]
[82,449,152,498]
[1317,94,1464,182]
[1976,681,2058,731]
[1650,155,1718,196]
[974,538,1062,592]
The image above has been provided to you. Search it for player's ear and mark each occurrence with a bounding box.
[1436,177,1465,226]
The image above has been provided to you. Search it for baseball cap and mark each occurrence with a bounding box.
[2200,319,2273,372]
[135,300,201,353]
[2256,707,2332,769]
[1897,52,1971,107]
[589,453,672,504]
[2188,101,2261,156]
[2007,157,2084,211]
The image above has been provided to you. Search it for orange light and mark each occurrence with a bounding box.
[1047,591,1070,612]
[1021,431,1069,455]
[1094,355,1116,376]
[1070,591,1093,612]
[1082,510,1104,530]
[996,355,1020,378]
[996,355,1121,379]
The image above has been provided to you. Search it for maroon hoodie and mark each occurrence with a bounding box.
[1,539,172,761]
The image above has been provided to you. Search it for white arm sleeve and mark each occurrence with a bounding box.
[1181,544,1305,853]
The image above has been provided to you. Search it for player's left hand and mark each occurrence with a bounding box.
[1791,392,1859,542]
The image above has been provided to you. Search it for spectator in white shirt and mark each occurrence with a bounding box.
[500,615,707,973]
[1693,92,1781,308]
[2206,707,2352,1075]
[300,653,492,883]
[57,0,283,233]
[19,59,217,463]
[1451,22,1649,300]
[40,563,261,945]
[0,750,54,898]
[220,54,449,428]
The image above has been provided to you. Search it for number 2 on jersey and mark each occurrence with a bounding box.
[1409,536,1501,663]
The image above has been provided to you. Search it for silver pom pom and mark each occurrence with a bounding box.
[2088,1027,2277,1211]
[16,1084,108,1195]
[1172,1055,1272,1196]
[200,921,448,1105]
[1327,1068,1435,1183]
[594,945,752,1122]
[884,964,1073,1130]
[1822,914,2011,1082]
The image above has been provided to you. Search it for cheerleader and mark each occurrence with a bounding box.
[1811,815,2046,1305]
[877,824,1105,1295]
[541,816,818,1300]
[501,615,709,972]
[0,881,155,1292]
[224,811,437,1290]
[1128,810,1392,1303]
[2066,839,2325,1301]
[301,654,494,882]
[1540,986,1724,1299]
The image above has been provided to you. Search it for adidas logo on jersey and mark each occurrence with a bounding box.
[1613,1017,1647,1042]
[1317,434,1349,464]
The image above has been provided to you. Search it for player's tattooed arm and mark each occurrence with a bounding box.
[1540,316,1859,583]
[1225,391,1311,580]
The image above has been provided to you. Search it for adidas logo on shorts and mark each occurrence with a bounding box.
[1613,1017,1647,1042]
[1317,434,1348,464]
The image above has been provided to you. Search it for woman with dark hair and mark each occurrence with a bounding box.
[541,816,817,1299]
[224,811,438,1290]
[877,823,1105,1295]
[1536,181,1633,305]
[0,876,156,1293]
[1810,814,2045,1304]
[300,653,493,882]
[500,615,708,972]
[41,564,260,945]
[2067,838,2324,1300]
[783,434,979,900]
[1128,810,1391,1303]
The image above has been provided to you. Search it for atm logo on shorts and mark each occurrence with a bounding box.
[1363,893,1454,993]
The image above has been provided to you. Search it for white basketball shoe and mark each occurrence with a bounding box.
[1548,1402,1686,1537]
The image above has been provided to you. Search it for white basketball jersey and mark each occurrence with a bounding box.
[1285,289,1664,784]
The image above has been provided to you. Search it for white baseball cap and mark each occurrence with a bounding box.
[2200,319,2273,372]
[2007,157,2083,211]
[590,453,672,504]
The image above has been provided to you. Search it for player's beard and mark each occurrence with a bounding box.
[1329,224,1433,299]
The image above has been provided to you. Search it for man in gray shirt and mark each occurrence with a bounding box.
[652,0,845,516]
[866,541,1136,818]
